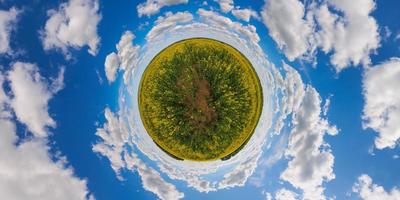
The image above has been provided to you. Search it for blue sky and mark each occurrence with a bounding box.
[0,0,400,200]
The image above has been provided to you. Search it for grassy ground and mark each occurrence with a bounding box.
[139,38,263,161]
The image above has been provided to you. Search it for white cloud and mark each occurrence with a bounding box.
[322,95,332,116]
[42,0,101,56]
[383,26,392,41]
[146,11,193,41]
[7,62,63,138]
[362,58,400,149]
[353,174,400,200]
[275,188,298,200]
[197,9,260,45]
[249,132,287,187]
[0,69,92,200]
[0,7,18,54]
[215,0,260,22]
[104,53,120,83]
[261,0,313,61]
[215,0,234,13]
[280,64,338,200]
[231,8,260,22]
[117,31,141,84]
[50,67,65,94]
[93,108,184,199]
[0,123,92,200]
[261,0,380,71]
[92,108,128,177]
[137,0,188,17]
[263,191,272,200]
[272,62,305,134]
[125,152,184,200]
[313,0,380,72]
[104,31,140,84]
[217,153,259,189]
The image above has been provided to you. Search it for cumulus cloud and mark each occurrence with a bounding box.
[275,188,298,200]
[104,31,140,84]
[217,153,259,189]
[92,108,129,177]
[146,11,193,41]
[261,0,380,71]
[215,0,234,13]
[353,174,400,200]
[362,58,400,149]
[7,62,64,138]
[263,191,272,200]
[117,31,141,83]
[280,64,338,200]
[93,108,184,200]
[198,9,260,46]
[231,8,260,22]
[125,152,184,200]
[272,63,305,134]
[143,9,263,57]
[137,0,188,17]
[0,68,92,200]
[215,0,259,22]
[0,7,19,54]
[41,0,101,56]
[261,0,313,61]
[313,0,380,71]
[0,123,92,200]
[249,132,287,187]
[104,53,120,83]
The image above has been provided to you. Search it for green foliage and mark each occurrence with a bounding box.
[139,38,263,161]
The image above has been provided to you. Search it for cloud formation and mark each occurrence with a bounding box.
[313,0,380,71]
[92,108,128,177]
[214,0,259,22]
[125,152,184,200]
[275,188,298,200]
[353,174,400,200]
[0,65,92,200]
[0,7,19,54]
[104,31,140,84]
[362,58,400,149]
[231,8,259,22]
[7,62,64,138]
[197,9,260,48]
[261,0,313,61]
[92,107,184,200]
[146,11,193,41]
[279,64,338,200]
[215,0,234,13]
[261,0,380,71]
[104,52,120,83]
[42,0,101,56]
[137,0,188,17]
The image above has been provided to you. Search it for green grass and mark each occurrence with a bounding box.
[139,38,263,161]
